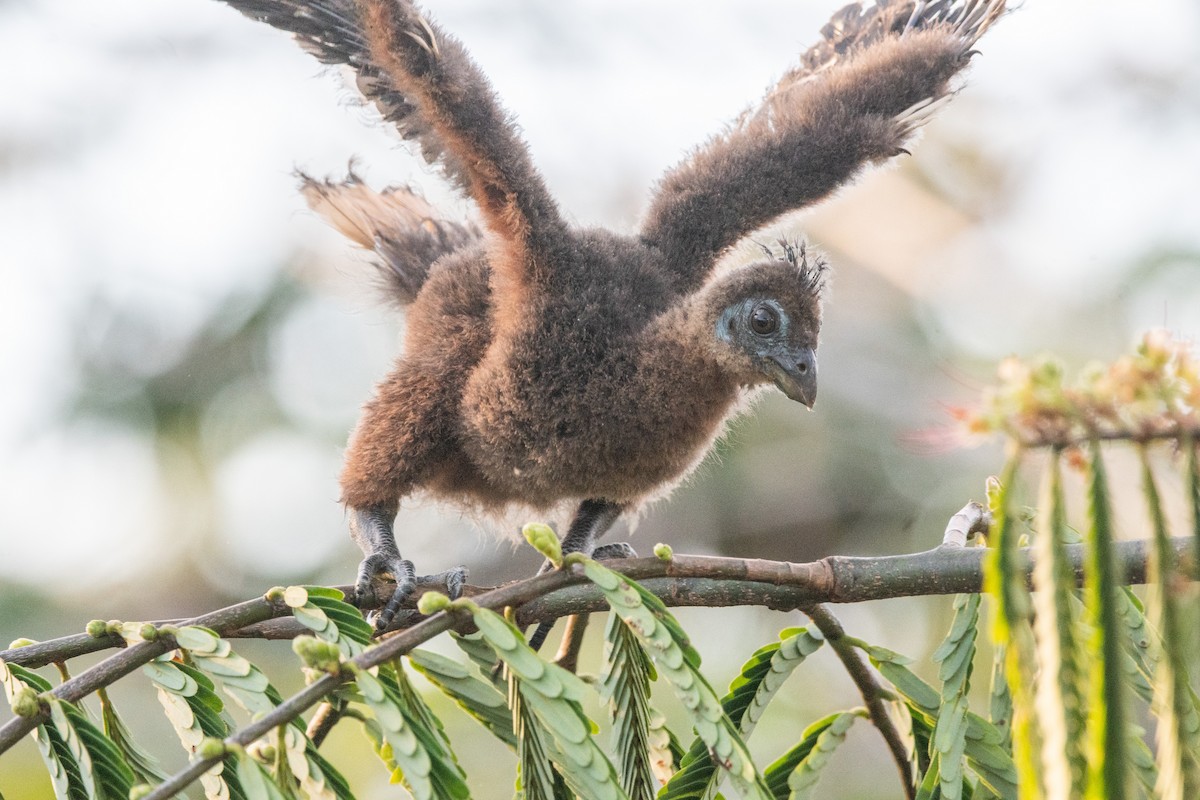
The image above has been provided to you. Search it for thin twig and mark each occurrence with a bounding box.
[804,603,914,800]
[305,702,342,748]
[941,501,991,547]
[1012,423,1200,451]
[552,614,589,673]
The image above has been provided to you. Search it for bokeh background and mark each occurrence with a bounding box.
[2,0,1198,797]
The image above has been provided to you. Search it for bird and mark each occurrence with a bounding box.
[216,0,1006,635]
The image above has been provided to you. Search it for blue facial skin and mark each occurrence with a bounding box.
[717,298,818,408]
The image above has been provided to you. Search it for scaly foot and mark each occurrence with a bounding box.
[349,504,467,632]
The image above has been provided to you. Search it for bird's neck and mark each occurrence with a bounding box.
[650,290,756,390]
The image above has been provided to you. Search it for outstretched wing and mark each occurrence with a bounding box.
[222,1,468,188]
[218,0,565,322]
[640,0,1005,293]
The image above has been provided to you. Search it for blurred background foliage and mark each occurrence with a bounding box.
[1,0,1198,797]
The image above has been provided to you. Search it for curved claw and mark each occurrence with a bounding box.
[359,563,470,634]
[354,554,417,632]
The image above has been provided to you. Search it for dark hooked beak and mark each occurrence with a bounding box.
[767,348,818,409]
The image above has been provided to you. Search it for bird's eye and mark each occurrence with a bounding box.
[749,304,779,335]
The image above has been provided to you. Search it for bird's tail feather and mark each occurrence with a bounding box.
[300,172,480,306]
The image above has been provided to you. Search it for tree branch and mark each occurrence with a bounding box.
[0,537,1186,781]
[804,603,914,800]
[4,537,1176,671]
[0,596,284,756]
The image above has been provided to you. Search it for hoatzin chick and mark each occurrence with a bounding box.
[217,0,1006,634]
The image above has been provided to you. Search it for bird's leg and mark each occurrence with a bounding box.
[527,499,630,652]
[557,499,625,558]
[349,503,468,633]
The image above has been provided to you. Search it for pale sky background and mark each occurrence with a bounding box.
[1,1,1198,797]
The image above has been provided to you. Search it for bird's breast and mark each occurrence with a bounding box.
[457,337,737,506]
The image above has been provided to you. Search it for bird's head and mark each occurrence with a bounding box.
[704,242,826,408]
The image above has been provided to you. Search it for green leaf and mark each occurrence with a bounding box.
[783,709,859,800]
[173,623,356,800]
[172,625,225,654]
[762,712,847,800]
[144,660,247,800]
[866,647,939,711]
[972,642,1013,800]
[1,672,139,800]
[661,628,823,800]
[98,689,170,788]
[64,709,121,788]
[48,700,99,800]
[237,752,289,800]
[987,642,1012,748]
[174,628,274,718]
[1139,448,1200,799]
[1188,436,1200,580]
[914,751,940,800]
[578,560,772,800]
[68,704,138,800]
[1114,588,1157,704]
[1128,730,1160,799]
[981,457,1041,798]
[42,727,89,800]
[276,722,352,800]
[1103,580,1200,791]
[1082,442,1129,800]
[1028,450,1086,800]
[307,594,374,646]
[1,661,87,800]
[301,586,349,601]
[510,665,560,800]
[1066,591,1155,714]
[909,710,935,794]
[356,669,434,798]
[389,660,467,788]
[462,601,626,800]
[731,628,825,737]
[409,648,516,749]
[931,593,980,800]
[601,612,660,800]
[354,662,470,800]
[863,648,1017,800]
[452,631,502,676]
[284,590,372,668]
[304,747,356,800]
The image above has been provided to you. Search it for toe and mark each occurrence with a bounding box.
[444,565,468,600]
[377,559,416,630]
[353,553,392,608]
[353,555,417,632]
[359,560,468,633]
[592,542,638,560]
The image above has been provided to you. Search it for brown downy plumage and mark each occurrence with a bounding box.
[217,0,1006,632]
